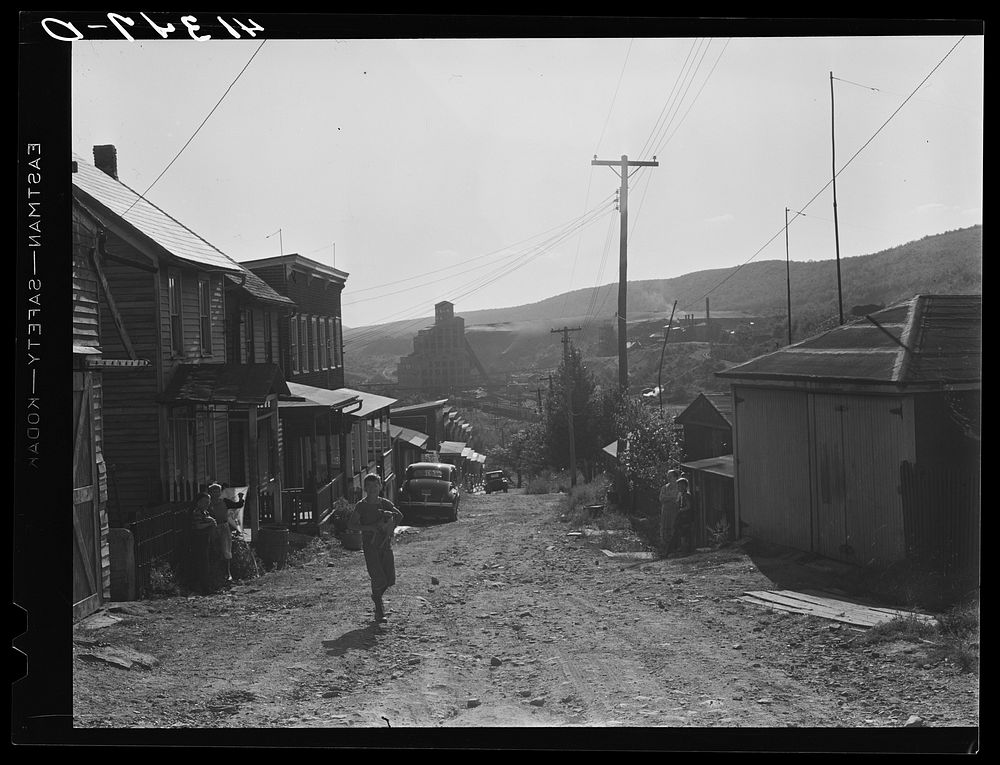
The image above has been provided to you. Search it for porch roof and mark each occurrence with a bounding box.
[159,363,290,405]
[390,424,430,449]
[680,454,735,479]
[280,382,361,411]
[439,440,466,455]
[334,387,397,419]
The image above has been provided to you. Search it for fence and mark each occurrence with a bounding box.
[124,502,190,595]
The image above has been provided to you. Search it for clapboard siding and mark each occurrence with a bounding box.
[159,269,227,370]
[97,243,158,360]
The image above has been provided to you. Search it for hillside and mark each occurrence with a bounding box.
[343,225,982,384]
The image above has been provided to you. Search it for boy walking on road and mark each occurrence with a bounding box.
[348,474,404,622]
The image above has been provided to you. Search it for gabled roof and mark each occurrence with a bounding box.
[225,270,296,308]
[159,363,289,405]
[717,295,981,387]
[72,155,243,274]
[675,392,733,429]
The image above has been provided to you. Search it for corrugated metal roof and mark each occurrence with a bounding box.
[389,423,430,449]
[159,363,289,404]
[717,295,981,386]
[333,387,397,419]
[225,270,296,307]
[281,382,361,410]
[72,155,242,273]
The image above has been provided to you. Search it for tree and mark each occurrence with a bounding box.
[601,389,680,496]
[543,346,602,476]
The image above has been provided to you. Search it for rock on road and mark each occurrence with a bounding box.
[72,490,979,735]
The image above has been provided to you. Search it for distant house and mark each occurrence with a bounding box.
[717,294,981,575]
[391,423,431,484]
[390,399,450,452]
[674,392,733,462]
[675,392,736,546]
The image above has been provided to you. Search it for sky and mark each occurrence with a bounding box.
[70,26,983,330]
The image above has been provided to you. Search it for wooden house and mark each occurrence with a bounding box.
[277,383,361,527]
[390,399,450,451]
[342,388,397,500]
[71,201,111,619]
[716,295,981,575]
[241,253,347,391]
[390,423,431,485]
[71,148,291,541]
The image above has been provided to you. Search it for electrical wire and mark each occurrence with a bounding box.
[675,36,967,315]
[121,40,267,217]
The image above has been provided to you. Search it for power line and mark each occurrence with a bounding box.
[676,36,966,315]
[637,38,705,161]
[121,40,267,217]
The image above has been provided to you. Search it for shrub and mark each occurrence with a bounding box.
[230,535,262,580]
[329,498,354,534]
[525,476,552,495]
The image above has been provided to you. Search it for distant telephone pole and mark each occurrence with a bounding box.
[551,326,582,487]
[592,154,659,391]
[785,207,793,345]
[830,72,845,325]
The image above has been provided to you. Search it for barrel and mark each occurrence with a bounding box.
[341,529,363,551]
[255,524,289,568]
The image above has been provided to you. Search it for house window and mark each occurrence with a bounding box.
[198,277,212,354]
[289,316,299,373]
[307,316,316,371]
[334,317,343,367]
[243,308,256,363]
[262,310,273,364]
[319,318,327,370]
[203,409,217,482]
[168,270,183,356]
[297,315,307,373]
[167,409,196,501]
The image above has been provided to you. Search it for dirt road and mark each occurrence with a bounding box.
[72,490,979,737]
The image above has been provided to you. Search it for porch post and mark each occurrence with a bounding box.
[247,404,259,531]
[270,398,283,524]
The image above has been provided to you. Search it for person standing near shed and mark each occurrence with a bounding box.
[348,474,404,622]
[658,469,681,552]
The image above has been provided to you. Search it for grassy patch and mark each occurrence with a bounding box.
[856,594,979,675]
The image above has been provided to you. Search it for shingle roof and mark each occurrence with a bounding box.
[717,295,981,386]
[225,269,296,307]
[72,154,242,273]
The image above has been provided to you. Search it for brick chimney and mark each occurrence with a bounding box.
[93,144,118,179]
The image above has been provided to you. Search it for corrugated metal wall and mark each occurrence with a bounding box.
[810,393,906,566]
[734,387,812,549]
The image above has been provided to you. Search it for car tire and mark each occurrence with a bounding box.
[503,488,508,493]
[449,503,458,523]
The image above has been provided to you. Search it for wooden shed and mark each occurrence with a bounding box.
[674,392,733,462]
[717,294,980,574]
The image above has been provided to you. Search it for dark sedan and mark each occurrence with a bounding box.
[397,462,461,522]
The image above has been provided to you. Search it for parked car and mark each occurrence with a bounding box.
[484,470,510,494]
[397,462,461,522]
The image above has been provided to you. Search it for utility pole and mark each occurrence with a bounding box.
[551,326,582,487]
[592,154,659,392]
[784,207,793,345]
[830,72,845,325]
[657,300,678,417]
[533,386,544,415]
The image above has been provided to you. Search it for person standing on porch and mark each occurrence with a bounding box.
[348,473,403,622]
[188,492,218,595]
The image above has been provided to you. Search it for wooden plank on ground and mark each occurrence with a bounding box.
[741,590,938,629]
[600,550,657,560]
